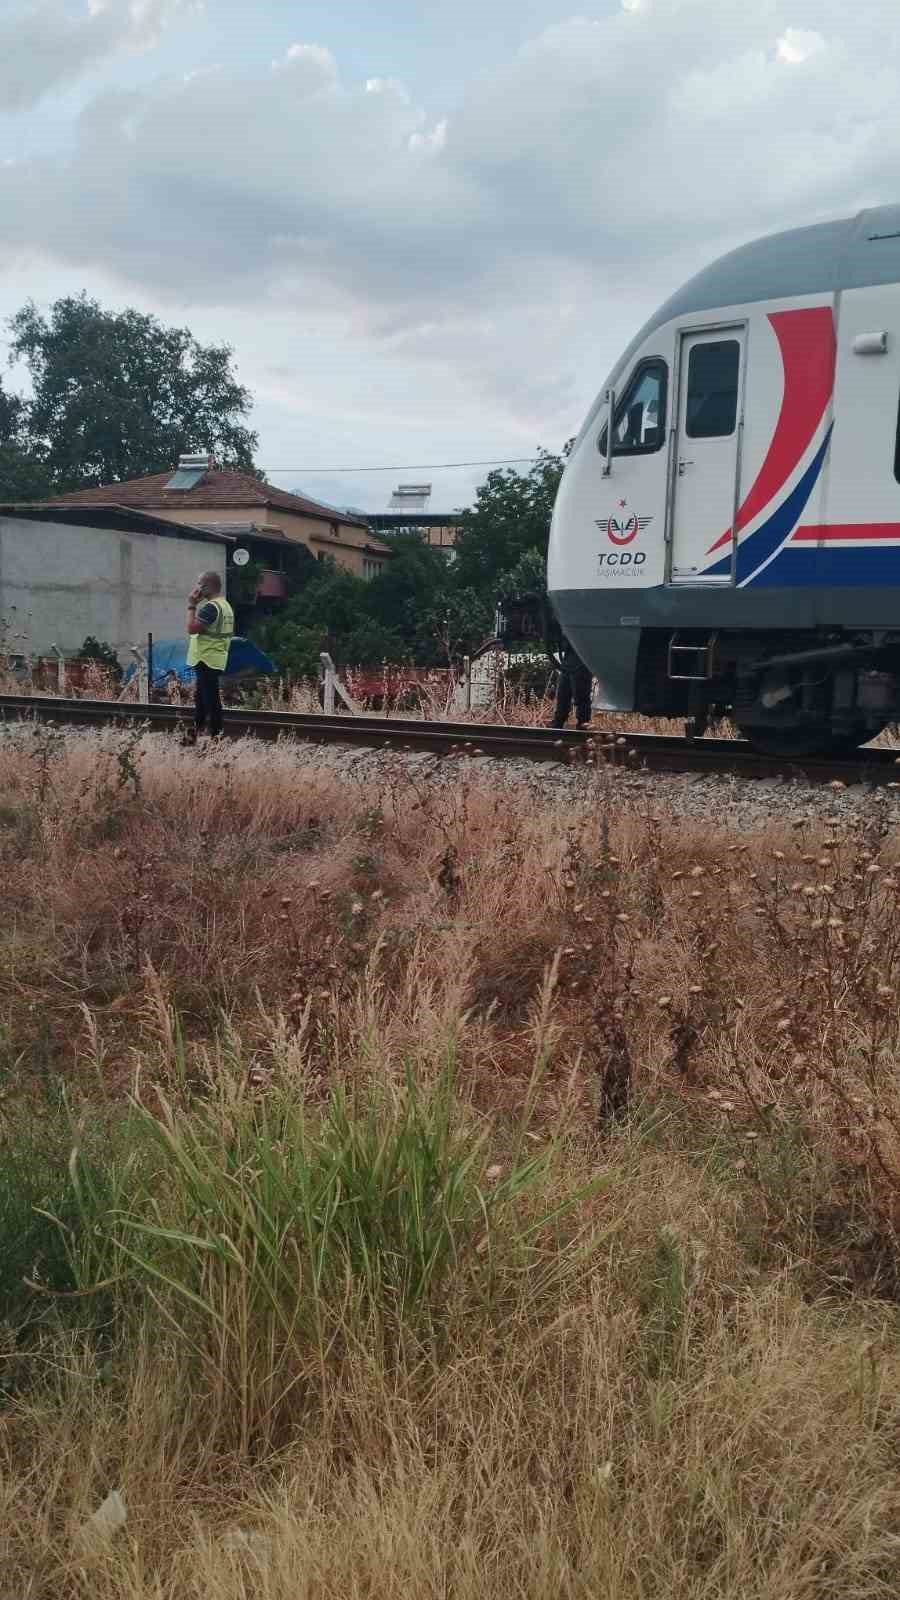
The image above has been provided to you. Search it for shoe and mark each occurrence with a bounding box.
[576,721,592,731]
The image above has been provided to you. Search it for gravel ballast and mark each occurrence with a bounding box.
[11,723,900,836]
[179,732,900,834]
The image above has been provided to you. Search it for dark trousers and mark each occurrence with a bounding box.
[552,663,593,727]
[194,662,223,736]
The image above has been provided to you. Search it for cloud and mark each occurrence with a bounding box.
[776,27,826,65]
[0,0,196,111]
[2,0,900,441]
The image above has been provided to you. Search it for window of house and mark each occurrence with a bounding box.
[362,558,382,580]
[685,340,740,438]
[598,359,667,456]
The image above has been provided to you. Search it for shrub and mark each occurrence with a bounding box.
[75,635,122,681]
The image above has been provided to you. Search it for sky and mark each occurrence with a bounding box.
[1,1,899,514]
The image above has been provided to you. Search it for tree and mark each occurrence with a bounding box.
[497,546,550,603]
[251,561,389,676]
[280,563,371,637]
[451,448,565,596]
[416,586,495,664]
[0,383,21,441]
[0,378,51,501]
[253,544,459,673]
[342,619,407,666]
[8,294,258,493]
[364,532,455,658]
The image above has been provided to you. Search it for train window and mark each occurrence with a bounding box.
[685,340,740,438]
[597,359,667,457]
[894,389,900,483]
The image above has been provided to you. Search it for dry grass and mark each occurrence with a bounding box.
[1,658,708,735]
[254,670,699,733]
[4,727,900,1596]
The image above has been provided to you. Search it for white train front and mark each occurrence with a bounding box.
[548,204,900,754]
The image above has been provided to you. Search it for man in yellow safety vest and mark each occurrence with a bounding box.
[186,570,234,740]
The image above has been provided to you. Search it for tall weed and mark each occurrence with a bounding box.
[98,1066,611,1451]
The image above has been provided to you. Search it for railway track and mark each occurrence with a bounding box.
[0,692,898,786]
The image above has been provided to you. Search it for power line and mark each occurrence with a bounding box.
[258,455,550,475]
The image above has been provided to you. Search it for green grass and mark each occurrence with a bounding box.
[0,1061,612,1450]
[99,1065,611,1451]
[0,1100,152,1377]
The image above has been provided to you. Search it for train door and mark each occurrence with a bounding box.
[670,327,745,583]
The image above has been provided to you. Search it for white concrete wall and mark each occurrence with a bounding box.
[0,517,226,662]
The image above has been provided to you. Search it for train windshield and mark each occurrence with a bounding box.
[599,359,667,456]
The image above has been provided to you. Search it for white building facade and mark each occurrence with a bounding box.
[0,506,228,663]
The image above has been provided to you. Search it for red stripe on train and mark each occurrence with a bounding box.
[706,306,835,556]
[792,523,900,542]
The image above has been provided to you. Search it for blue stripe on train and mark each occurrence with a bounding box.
[703,427,833,584]
[750,544,900,587]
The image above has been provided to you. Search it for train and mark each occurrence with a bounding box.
[547,203,900,754]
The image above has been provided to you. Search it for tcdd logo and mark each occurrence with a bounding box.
[595,514,652,546]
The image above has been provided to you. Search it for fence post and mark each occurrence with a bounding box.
[320,652,336,714]
[50,643,66,695]
[463,655,471,713]
[319,651,359,714]
[128,645,148,703]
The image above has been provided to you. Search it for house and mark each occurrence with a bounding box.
[366,483,461,555]
[0,458,395,666]
[43,457,392,585]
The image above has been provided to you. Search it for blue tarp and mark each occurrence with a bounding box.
[123,637,276,687]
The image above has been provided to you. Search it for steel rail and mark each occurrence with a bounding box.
[0,693,897,784]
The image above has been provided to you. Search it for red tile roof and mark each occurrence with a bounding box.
[42,467,372,531]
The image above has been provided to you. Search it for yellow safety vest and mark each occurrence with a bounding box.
[187,596,234,672]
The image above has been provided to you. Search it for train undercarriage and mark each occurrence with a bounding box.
[635,628,900,755]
